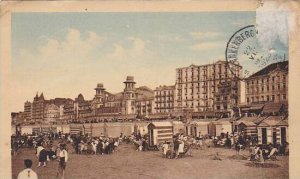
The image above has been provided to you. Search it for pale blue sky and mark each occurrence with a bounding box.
[9,12,287,112]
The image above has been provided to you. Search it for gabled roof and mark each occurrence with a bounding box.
[148,121,172,127]
[258,116,286,127]
[238,121,257,126]
[276,118,288,126]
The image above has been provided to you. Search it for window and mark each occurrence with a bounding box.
[261,87,264,92]
[283,94,287,100]
[272,85,275,91]
[278,84,280,90]
[272,95,275,101]
[224,105,228,110]
[247,98,250,103]
[283,83,286,89]
[267,95,270,101]
[261,96,264,101]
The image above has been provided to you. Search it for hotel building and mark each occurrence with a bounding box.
[174,60,242,116]
[154,85,175,113]
[245,61,288,104]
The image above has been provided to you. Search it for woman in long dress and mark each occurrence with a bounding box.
[178,140,185,157]
[37,144,47,167]
[162,141,169,157]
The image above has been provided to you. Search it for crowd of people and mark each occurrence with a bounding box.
[12,129,289,178]
[69,133,122,155]
[161,134,194,159]
[12,131,69,179]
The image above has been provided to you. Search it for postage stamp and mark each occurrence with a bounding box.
[226,25,287,80]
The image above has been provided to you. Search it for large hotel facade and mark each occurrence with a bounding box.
[175,60,242,117]
[245,61,288,104]
[11,60,288,125]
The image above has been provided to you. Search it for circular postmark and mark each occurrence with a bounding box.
[225,25,286,80]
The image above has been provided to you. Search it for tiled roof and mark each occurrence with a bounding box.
[238,121,256,126]
[248,61,288,78]
[149,121,172,127]
[262,102,284,114]
[276,118,288,126]
[258,116,286,127]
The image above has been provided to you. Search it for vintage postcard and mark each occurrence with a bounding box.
[0,0,299,179]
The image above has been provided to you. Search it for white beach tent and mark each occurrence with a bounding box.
[148,121,173,146]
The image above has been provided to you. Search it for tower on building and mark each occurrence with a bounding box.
[123,76,136,92]
[93,83,106,109]
[123,76,136,115]
[95,83,106,97]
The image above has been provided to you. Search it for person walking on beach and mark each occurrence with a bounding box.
[56,143,68,179]
[174,139,180,159]
[162,141,169,158]
[36,143,47,167]
[17,159,38,179]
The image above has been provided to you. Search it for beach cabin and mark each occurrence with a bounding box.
[148,122,173,147]
[257,116,287,145]
[190,121,210,137]
[172,121,185,134]
[41,126,51,134]
[32,126,41,135]
[185,123,191,136]
[275,118,288,145]
[235,121,257,137]
[57,125,70,134]
[69,124,83,135]
[83,124,93,136]
[208,120,232,137]
[20,126,34,135]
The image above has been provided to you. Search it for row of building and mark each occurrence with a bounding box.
[11,60,288,125]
